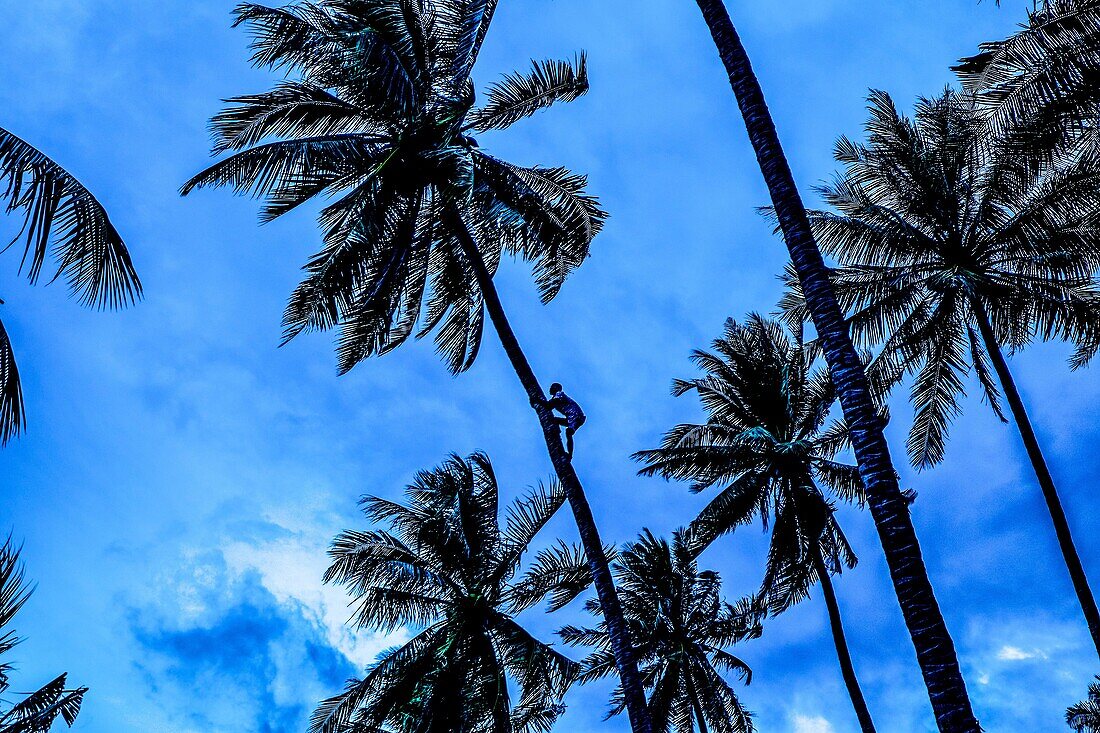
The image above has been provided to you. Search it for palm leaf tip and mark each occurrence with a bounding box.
[0,127,142,310]
[467,53,589,133]
[0,317,25,446]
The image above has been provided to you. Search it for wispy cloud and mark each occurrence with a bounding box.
[996,645,1044,662]
[965,613,1092,726]
[791,714,835,733]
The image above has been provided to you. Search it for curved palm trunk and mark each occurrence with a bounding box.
[689,2,980,730]
[449,210,653,733]
[974,306,1100,659]
[812,551,877,733]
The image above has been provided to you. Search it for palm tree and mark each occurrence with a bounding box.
[181,4,652,730]
[634,315,877,733]
[684,4,979,729]
[1069,678,1100,732]
[784,87,1100,659]
[312,452,590,733]
[561,530,762,733]
[0,538,87,732]
[0,128,141,443]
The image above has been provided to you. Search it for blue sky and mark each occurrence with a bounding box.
[3,1,1099,732]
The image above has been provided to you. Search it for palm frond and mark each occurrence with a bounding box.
[181,135,387,203]
[467,54,589,133]
[232,2,421,115]
[1068,676,1100,732]
[493,482,567,586]
[0,539,86,731]
[0,317,24,447]
[0,127,140,309]
[905,299,969,469]
[472,153,605,302]
[506,540,604,614]
[0,675,86,732]
[210,81,376,153]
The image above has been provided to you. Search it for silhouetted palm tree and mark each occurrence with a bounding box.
[635,315,877,733]
[1069,678,1100,732]
[785,88,1100,659]
[684,4,978,729]
[562,530,762,733]
[312,452,586,733]
[0,539,87,732]
[182,4,652,729]
[0,128,141,444]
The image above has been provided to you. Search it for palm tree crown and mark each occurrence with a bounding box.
[783,88,1100,467]
[561,530,762,733]
[632,316,881,732]
[0,539,87,732]
[634,314,863,610]
[0,127,142,443]
[312,452,583,733]
[183,0,604,374]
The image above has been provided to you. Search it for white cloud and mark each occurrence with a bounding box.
[124,492,411,733]
[996,645,1042,662]
[792,714,835,733]
[219,518,410,669]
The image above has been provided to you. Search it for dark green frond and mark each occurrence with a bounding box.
[0,675,86,732]
[0,539,31,692]
[493,482,567,589]
[210,82,378,153]
[906,298,969,469]
[181,135,388,203]
[232,2,421,115]
[0,318,24,447]
[472,153,606,302]
[467,54,589,133]
[507,540,601,614]
[0,127,140,309]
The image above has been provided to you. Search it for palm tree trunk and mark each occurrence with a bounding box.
[812,550,877,733]
[689,3,980,730]
[973,305,1100,659]
[685,668,710,733]
[449,209,653,733]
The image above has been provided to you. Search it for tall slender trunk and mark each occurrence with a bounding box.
[812,550,877,733]
[684,667,710,733]
[449,209,653,733]
[689,3,980,730]
[973,305,1100,659]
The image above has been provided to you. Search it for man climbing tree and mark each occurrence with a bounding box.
[534,382,586,458]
